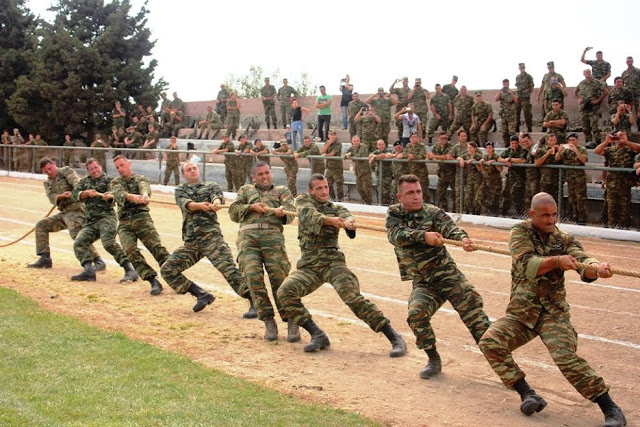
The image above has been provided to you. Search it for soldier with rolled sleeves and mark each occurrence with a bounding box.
[260,77,278,129]
[216,84,230,125]
[555,133,588,224]
[160,161,256,316]
[478,142,503,215]
[320,130,344,201]
[428,131,454,211]
[390,77,411,135]
[447,85,473,138]
[575,69,609,146]
[500,135,527,217]
[277,174,407,356]
[274,139,299,196]
[69,158,138,283]
[212,132,236,192]
[366,88,397,147]
[447,129,469,212]
[403,132,430,203]
[408,78,430,138]
[295,136,324,175]
[515,63,534,132]
[478,192,626,427]
[534,134,561,203]
[229,162,297,341]
[428,84,453,143]
[594,131,640,228]
[581,47,611,84]
[369,139,395,205]
[278,78,298,129]
[386,174,490,379]
[27,157,100,269]
[347,92,366,138]
[344,135,373,205]
[495,79,519,147]
[457,141,483,214]
[110,155,170,296]
[542,98,569,143]
[441,75,459,106]
[470,91,493,147]
[355,105,382,152]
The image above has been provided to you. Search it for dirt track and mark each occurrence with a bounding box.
[1,175,639,426]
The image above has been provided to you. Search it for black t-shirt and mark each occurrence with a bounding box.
[292,106,302,121]
[340,86,353,107]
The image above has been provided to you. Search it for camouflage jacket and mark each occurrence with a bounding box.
[371,96,392,123]
[260,84,277,104]
[217,140,235,164]
[296,143,320,158]
[360,114,378,141]
[461,151,483,181]
[507,220,597,328]
[442,84,459,103]
[217,89,230,105]
[404,142,426,161]
[371,147,393,178]
[585,60,611,80]
[109,174,151,219]
[323,140,343,170]
[482,153,502,181]
[411,88,429,110]
[430,93,451,116]
[345,144,371,175]
[448,142,468,161]
[71,173,116,222]
[294,193,354,267]
[608,88,634,114]
[453,94,474,121]
[347,99,367,121]
[515,72,534,98]
[542,72,566,100]
[472,101,492,122]
[622,67,640,95]
[603,145,637,187]
[386,203,468,281]
[277,85,298,102]
[432,141,455,178]
[174,181,224,241]
[44,166,84,213]
[273,146,298,171]
[392,86,410,107]
[170,97,183,111]
[498,90,517,113]
[166,145,180,166]
[501,146,527,178]
[229,183,295,231]
[558,145,587,167]
[576,78,605,109]
[535,145,560,181]
[611,113,633,134]
[542,109,568,136]
[250,145,270,163]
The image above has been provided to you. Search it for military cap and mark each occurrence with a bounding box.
[280,138,287,144]
[222,132,229,138]
[485,141,494,147]
[264,77,270,80]
[254,138,262,143]
[415,78,422,83]
[474,90,483,96]
[519,63,526,67]
[402,76,409,81]
[238,134,246,139]
[329,129,337,135]
[452,75,458,80]
[547,61,555,67]
[510,135,520,142]
[393,140,402,147]
[567,132,579,140]
[378,87,384,92]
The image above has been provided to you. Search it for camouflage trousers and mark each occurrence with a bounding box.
[500,110,517,146]
[263,102,277,128]
[280,105,291,129]
[566,171,587,223]
[377,121,391,146]
[516,98,532,130]
[524,172,540,211]
[277,257,389,332]
[161,231,249,298]
[163,163,180,186]
[479,177,503,215]
[232,158,248,192]
[117,212,170,281]
[325,166,344,201]
[428,116,450,138]
[74,215,128,266]
[453,169,465,212]
[62,147,77,167]
[377,172,394,206]
[349,119,361,139]
[283,164,298,197]
[580,110,602,144]
[501,173,525,216]
[409,267,490,350]
[223,159,234,191]
[606,181,633,227]
[470,126,489,147]
[355,169,373,205]
[227,112,239,139]
[540,170,560,204]
[35,209,99,259]
[409,163,431,203]
[463,174,483,214]
[479,312,609,400]
[236,230,290,321]
[436,174,455,212]
[447,117,471,138]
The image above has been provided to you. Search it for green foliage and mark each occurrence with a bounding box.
[0,287,379,426]
[225,65,315,98]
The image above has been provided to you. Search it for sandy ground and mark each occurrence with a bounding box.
[1,175,639,427]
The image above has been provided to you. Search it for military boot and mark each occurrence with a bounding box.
[93,256,106,272]
[149,276,163,296]
[514,378,547,416]
[264,317,278,341]
[595,392,627,427]
[119,261,139,283]
[301,319,330,352]
[187,283,215,312]
[381,323,407,357]
[286,318,301,343]
[243,297,258,319]
[419,348,442,379]
[71,262,96,282]
[28,254,52,269]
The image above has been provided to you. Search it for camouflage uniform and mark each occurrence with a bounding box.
[498,90,518,146]
[160,181,249,299]
[515,72,534,131]
[386,203,491,351]
[576,78,606,144]
[412,88,430,130]
[370,147,394,205]
[297,142,324,175]
[603,145,636,227]
[226,98,240,139]
[471,101,493,146]
[274,144,299,196]
[535,145,560,203]
[391,155,410,193]
[479,220,609,401]
[524,146,540,210]
[229,184,295,321]
[216,88,230,124]
[90,140,109,170]
[371,97,392,145]
[479,152,502,215]
[71,173,128,266]
[250,145,270,165]
[557,145,588,223]
[62,138,77,167]
[622,66,640,127]
[447,94,474,137]
[323,140,344,201]
[345,144,373,204]
[34,166,99,259]
[163,145,180,186]
[542,108,569,142]
[501,146,527,216]
[607,87,633,115]
[441,84,458,106]
[277,85,298,128]
[541,72,566,115]
[260,84,277,128]
[404,142,431,203]
[216,139,236,192]
[428,93,451,137]
[432,141,455,211]
[611,112,633,134]
[359,114,378,152]
[347,98,366,138]
[110,174,170,281]
[234,139,253,190]
[461,151,484,214]
[585,59,611,81]
[277,194,390,332]
[448,142,468,212]
[199,111,223,135]
[392,86,411,134]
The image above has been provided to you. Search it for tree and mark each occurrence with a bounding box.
[224,65,315,98]
[7,0,166,143]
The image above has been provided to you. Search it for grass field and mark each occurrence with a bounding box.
[0,287,378,426]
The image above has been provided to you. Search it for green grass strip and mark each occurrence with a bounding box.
[0,287,379,427]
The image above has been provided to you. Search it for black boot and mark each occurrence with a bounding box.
[149,276,163,296]
[243,297,258,319]
[264,317,278,341]
[420,348,442,379]
[513,378,547,416]
[93,256,106,272]
[381,323,407,357]
[594,392,627,427]
[286,318,301,343]
[301,319,330,352]
[28,254,52,269]
[119,261,139,283]
[71,262,96,282]
[187,283,215,312]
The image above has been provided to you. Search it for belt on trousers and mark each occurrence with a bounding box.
[239,223,279,232]
[119,209,145,220]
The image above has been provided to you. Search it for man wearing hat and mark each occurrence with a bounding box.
[260,77,277,129]
[442,75,459,105]
[320,130,344,201]
[390,77,411,135]
[471,91,493,147]
[537,61,567,125]
[409,78,431,137]
[212,132,236,192]
[366,88,397,147]
[515,63,535,133]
